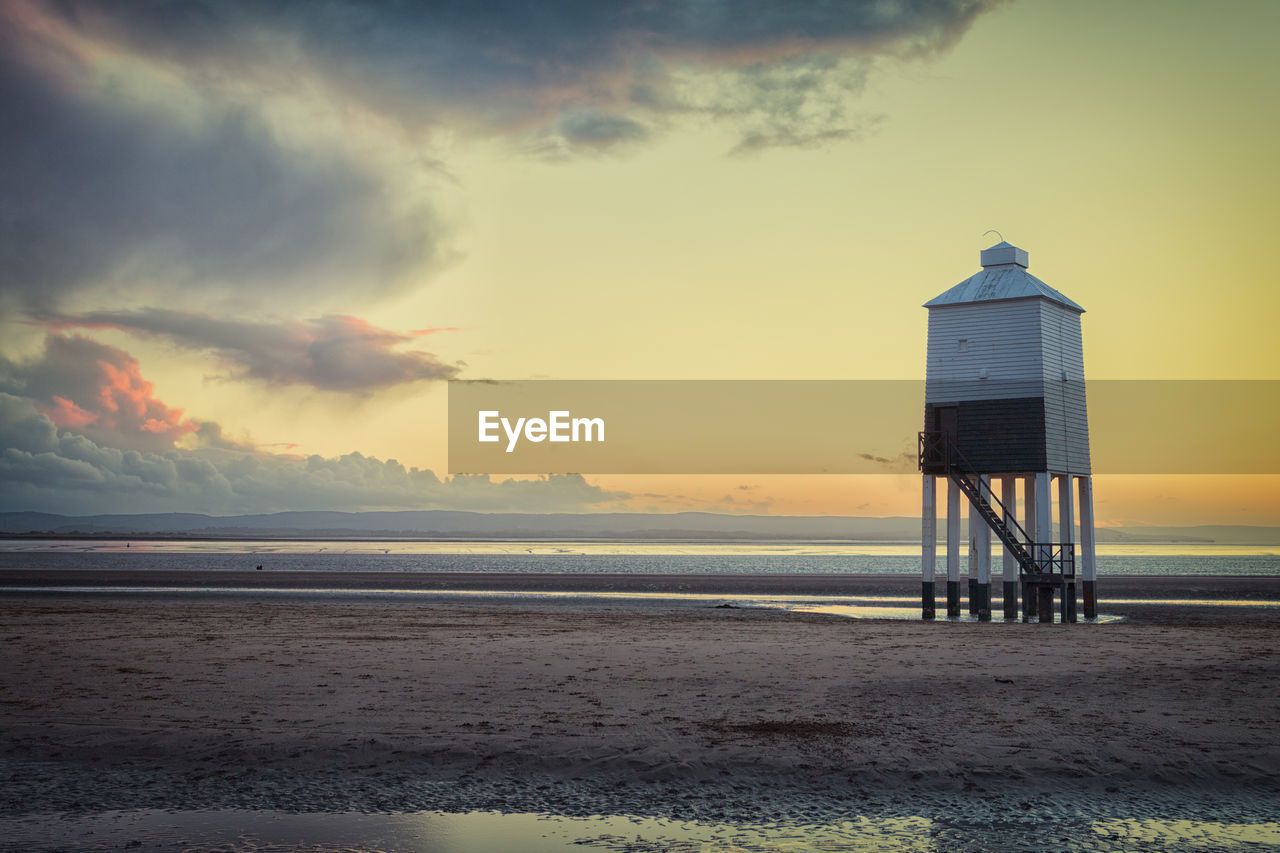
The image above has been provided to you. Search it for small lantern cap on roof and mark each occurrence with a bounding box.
[980,241,1029,268]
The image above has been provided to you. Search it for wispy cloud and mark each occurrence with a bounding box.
[45,310,459,393]
[856,450,916,472]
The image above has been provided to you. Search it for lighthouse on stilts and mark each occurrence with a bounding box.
[918,240,1097,623]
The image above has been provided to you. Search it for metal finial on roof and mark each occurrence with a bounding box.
[983,229,1004,243]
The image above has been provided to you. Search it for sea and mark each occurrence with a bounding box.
[1,539,1278,576]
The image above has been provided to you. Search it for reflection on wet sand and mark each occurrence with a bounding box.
[2,808,1279,852]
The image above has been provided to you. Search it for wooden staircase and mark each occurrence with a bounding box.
[919,431,1075,621]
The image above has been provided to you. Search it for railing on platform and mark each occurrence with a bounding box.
[1025,543,1075,580]
[918,430,949,475]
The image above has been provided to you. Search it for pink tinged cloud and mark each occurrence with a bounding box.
[92,357,198,441]
[42,395,97,429]
[5,334,199,450]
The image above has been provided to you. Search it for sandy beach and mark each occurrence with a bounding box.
[1,573,1278,829]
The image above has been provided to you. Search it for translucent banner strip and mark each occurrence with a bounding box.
[447,380,1280,475]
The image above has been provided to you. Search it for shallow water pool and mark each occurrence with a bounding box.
[3,808,1278,853]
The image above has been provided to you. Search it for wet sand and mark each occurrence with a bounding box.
[6,567,1280,599]
[1,573,1278,823]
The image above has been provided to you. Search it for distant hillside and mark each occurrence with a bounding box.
[1,511,1278,544]
[1092,525,1280,545]
[0,510,921,540]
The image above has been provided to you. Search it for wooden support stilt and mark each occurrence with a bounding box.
[1058,475,1077,623]
[947,477,961,618]
[921,474,936,620]
[1037,585,1055,625]
[1079,476,1097,619]
[1001,475,1019,620]
[975,475,992,620]
[967,484,980,616]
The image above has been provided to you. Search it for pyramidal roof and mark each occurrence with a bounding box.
[924,242,1084,313]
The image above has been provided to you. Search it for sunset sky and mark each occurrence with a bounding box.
[1,0,1277,524]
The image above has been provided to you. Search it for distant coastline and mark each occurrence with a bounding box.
[2,510,1278,545]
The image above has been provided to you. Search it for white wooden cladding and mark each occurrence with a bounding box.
[925,297,1090,475]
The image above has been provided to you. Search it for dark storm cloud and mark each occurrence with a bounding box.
[78,1,996,78]
[0,0,999,314]
[48,310,460,393]
[21,0,999,148]
[0,15,444,314]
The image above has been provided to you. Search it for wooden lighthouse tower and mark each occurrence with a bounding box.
[918,240,1097,622]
